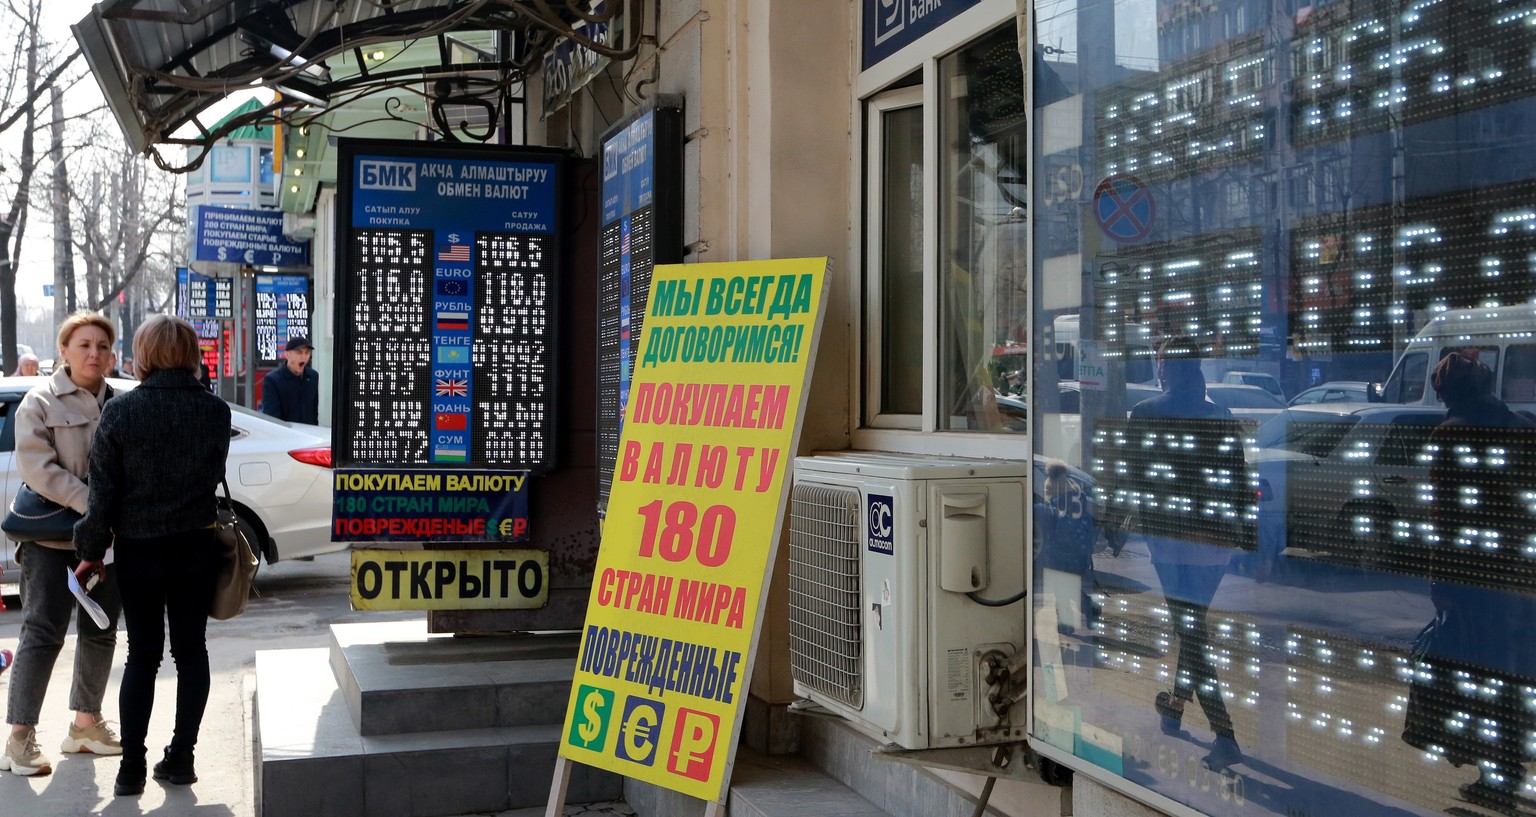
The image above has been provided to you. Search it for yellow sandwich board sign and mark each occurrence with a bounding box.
[557,258,828,803]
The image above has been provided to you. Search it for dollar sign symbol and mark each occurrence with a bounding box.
[577,690,603,746]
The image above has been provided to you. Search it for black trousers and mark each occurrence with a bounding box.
[114,529,220,761]
[1152,561,1235,740]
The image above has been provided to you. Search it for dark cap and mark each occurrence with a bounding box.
[285,336,313,352]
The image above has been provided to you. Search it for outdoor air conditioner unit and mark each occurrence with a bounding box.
[788,451,1029,750]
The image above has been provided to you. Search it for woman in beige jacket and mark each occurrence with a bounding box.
[0,312,123,777]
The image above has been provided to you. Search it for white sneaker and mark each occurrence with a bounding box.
[0,728,53,776]
[60,718,123,755]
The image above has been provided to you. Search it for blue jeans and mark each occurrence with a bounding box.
[6,543,121,726]
[114,529,219,760]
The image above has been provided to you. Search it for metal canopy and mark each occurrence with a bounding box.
[73,0,641,171]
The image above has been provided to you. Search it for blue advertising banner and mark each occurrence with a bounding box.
[335,141,563,475]
[862,0,984,70]
[601,110,654,224]
[332,468,531,543]
[543,1,611,115]
[255,274,312,365]
[352,158,556,232]
[193,205,311,267]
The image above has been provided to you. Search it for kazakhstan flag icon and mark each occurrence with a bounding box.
[436,346,469,365]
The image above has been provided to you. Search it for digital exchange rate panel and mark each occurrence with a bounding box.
[341,228,556,469]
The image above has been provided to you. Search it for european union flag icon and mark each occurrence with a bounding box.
[436,279,467,297]
[436,346,469,365]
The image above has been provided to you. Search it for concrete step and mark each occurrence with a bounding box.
[329,620,581,736]
[255,646,621,817]
[728,749,893,817]
[622,747,893,817]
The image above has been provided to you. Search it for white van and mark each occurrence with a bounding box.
[1378,304,1536,412]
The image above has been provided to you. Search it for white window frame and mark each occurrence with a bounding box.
[863,86,927,431]
[851,0,1034,460]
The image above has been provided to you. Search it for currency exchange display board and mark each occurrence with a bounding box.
[597,100,683,518]
[559,258,829,802]
[254,273,311,367]
[334,140,565,472]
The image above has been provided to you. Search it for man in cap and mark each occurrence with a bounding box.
[260,336,319,424]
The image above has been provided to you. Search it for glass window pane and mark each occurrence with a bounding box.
[878,105,924,417]
[938,25,1029,432]
[1028,0,1536,809]
[1504,345,1536,403]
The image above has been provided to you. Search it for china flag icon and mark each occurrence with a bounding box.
[435,412,467,431]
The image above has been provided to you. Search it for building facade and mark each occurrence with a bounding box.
[523,0,1536,815]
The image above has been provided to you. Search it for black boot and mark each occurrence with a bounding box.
[114,757,146,796]
[152,745,197,785]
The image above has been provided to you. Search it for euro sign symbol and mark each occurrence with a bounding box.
[577,690,604,746]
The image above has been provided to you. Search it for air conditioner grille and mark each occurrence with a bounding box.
[788,481,863,710]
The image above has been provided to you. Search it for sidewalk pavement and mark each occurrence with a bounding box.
[0,630,253,817]
[0,631,638,817]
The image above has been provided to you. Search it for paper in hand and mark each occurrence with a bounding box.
[66,568,111,629]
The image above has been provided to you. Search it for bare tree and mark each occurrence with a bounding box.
[72,138,183,322]
[0,0,80,372]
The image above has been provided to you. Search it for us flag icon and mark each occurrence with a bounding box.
[437,244,471,262]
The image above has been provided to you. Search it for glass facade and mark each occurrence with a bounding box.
[1027,0,1536,813]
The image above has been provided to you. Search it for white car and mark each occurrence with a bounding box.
[1249,403,1446,570]
[0,376,337,590]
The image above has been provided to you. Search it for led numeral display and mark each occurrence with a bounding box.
[1292,0,1536,145]
[340,230,555,468]
[1097,33,1271,183]
[1292,177,1536,350]
[1090,417,1261,550]
[597,206,655,513]
[1096,227,1265,357]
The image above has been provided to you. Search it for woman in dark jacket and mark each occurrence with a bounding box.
[1405,352,1536,813]
[73,315,230,797]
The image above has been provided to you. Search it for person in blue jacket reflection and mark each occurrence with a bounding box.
[1129,337,1243,771]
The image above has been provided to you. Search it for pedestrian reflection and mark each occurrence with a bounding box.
[1033,459,1099,633]
[1122,338,1253,771]
[1402,353,1536,815]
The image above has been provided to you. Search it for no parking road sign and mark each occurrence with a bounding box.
[1092,174,1155,244]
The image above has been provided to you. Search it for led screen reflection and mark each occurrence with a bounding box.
[1028,0,1536,805]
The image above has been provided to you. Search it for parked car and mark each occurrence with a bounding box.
[1288,381,1373,407]
[1249,403,1446,570]
[1205,383,1287,421]
[1222,371,1285,400]
[993,394,1028,432]
[0,376,336,591]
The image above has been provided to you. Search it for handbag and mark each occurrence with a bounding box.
[211,479,259,621]
[2,483,83,542]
